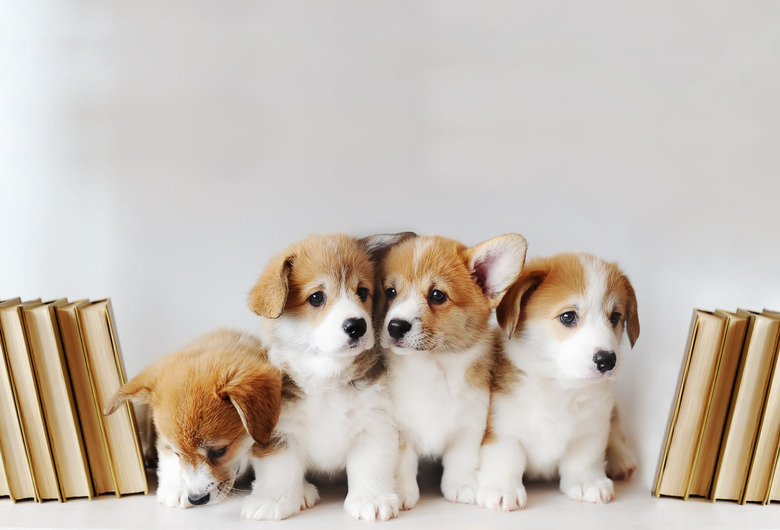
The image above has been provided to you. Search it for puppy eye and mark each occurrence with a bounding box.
[429,289,447,305]
[609,311,622,328]
[308,291,325,307]
[208,446,227,461]
[385,287,397,301]
[357,287,369,302]
[559,311,578,327]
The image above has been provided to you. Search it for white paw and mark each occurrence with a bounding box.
[476,484,527,511]
[562,477,614,504]
[344,491,400,521]
[156,483,188,509]
[398,480,420,511]
[241,484,320,521]
[441,477,477,505]
[606,446,637,481]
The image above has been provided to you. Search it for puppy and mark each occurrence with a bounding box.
[476,253,639,510]
[244,233,402,522]
[104,329,282,508]
[378,234,528,509]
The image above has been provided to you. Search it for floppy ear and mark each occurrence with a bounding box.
[620,274,640,348]
[496,269,547,339]
[248,251,294,319]
[357,232,417,264]
[465,234,528,309]
[104,364,157,415]
[218,363,282,445]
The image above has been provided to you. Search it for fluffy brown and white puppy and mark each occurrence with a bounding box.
[476,253,639,510]
[105,329,282,508]
[244,233,401,522]
[379,234,528,509]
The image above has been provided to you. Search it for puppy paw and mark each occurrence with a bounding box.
[398,481,420,511]
[156,484,188,509]
[606,447,637,481]
[301,481,320,509]
[344,491,400,521]
[241,485,319,521]
[441,478,477,505]
[562,477,614,504]
[476,484,527,511]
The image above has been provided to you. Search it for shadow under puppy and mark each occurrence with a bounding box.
[105,329,282,508]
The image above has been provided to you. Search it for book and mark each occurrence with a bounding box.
[0,300,60,502]
[77,300,147,496]
[687,310,749,498]
[55,300,115,496]
[0,299,37,502]
[22,301,93,500]
[744,310,780,503]
[711,311,780,502]
[654,310,727,498]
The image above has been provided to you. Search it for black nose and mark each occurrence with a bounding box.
[593,350,617,373]
[188,492,210,506]
[387,319,412,339]
[343,317,367,339]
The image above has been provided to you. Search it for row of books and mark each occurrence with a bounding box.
[0,298,147,502]
[654,308,780,504]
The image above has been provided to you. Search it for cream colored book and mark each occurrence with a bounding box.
[654,310,727,498]
[22,301,93,500]
[77,300,147,496]
[0,299,37,502]
[55,301,115,496]
[688,310,749,498]
[712,311,780,502]
[753,309,780,504]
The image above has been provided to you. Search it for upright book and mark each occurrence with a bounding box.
[77,300,147,496]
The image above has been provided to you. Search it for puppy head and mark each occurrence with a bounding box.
[497,253,640,381]
[105,331,282,507]
[248,233,376,357]
[380,234,527,354]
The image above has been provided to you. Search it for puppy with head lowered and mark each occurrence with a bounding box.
[105,329,282,509]
[476,253,639,510]
[377,233,528,509]
[244,233,405,521]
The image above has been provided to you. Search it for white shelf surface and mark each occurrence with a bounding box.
[1,467,779,530]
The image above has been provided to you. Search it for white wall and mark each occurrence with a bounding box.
[2,0,779,490]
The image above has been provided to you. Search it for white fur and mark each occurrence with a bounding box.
[477,256,627,510]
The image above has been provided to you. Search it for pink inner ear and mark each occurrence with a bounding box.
[472,254,497,296]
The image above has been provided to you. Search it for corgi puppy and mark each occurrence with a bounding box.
[244,233,403,522]
[476,253,639,510]
[378,234,528,509]
[105,329,282,508]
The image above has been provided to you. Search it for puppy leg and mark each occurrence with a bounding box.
[558,430,613,504]
[476,437,527,511]
[344,430,401,521]
[441,429,482,504]
[605,405,637,481]
[242,447,318,520]
[397,440,420,510]
[156,448,188,508]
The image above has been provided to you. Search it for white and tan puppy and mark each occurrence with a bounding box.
[378,234,528,509]
[244,233,401,521]
[477,253,639,510]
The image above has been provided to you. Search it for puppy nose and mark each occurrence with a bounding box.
[388,319,412,339]
[593,350,617,373]
[343,317,367,339]
[187,492,210,506]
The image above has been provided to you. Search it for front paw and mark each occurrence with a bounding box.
[441,477,477,505]
[561,477,614,504]
[476,483,527,511]
[241,484,320,521]
[344,491,400,521]
[156,483,188,509]
[398,480,420,511]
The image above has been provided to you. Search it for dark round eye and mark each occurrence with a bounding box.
[385,287,397,301]
[308,291,325,307]
[357,287,369,302]
[559,311,577,326]
[208,446,227,461]
[429,289,447,305]
[609,311,622,328]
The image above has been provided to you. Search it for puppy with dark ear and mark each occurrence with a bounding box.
[105,329,281,509]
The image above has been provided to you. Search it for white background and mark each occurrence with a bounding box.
[1,0,779,503]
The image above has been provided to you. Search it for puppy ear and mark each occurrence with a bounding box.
[465,234,528,309]
[219,363,282,445]
[620,274,640,348]
[248,252,293,318]
[358,232,416,263]
[496,269,547,339]
[104,364,157,415]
